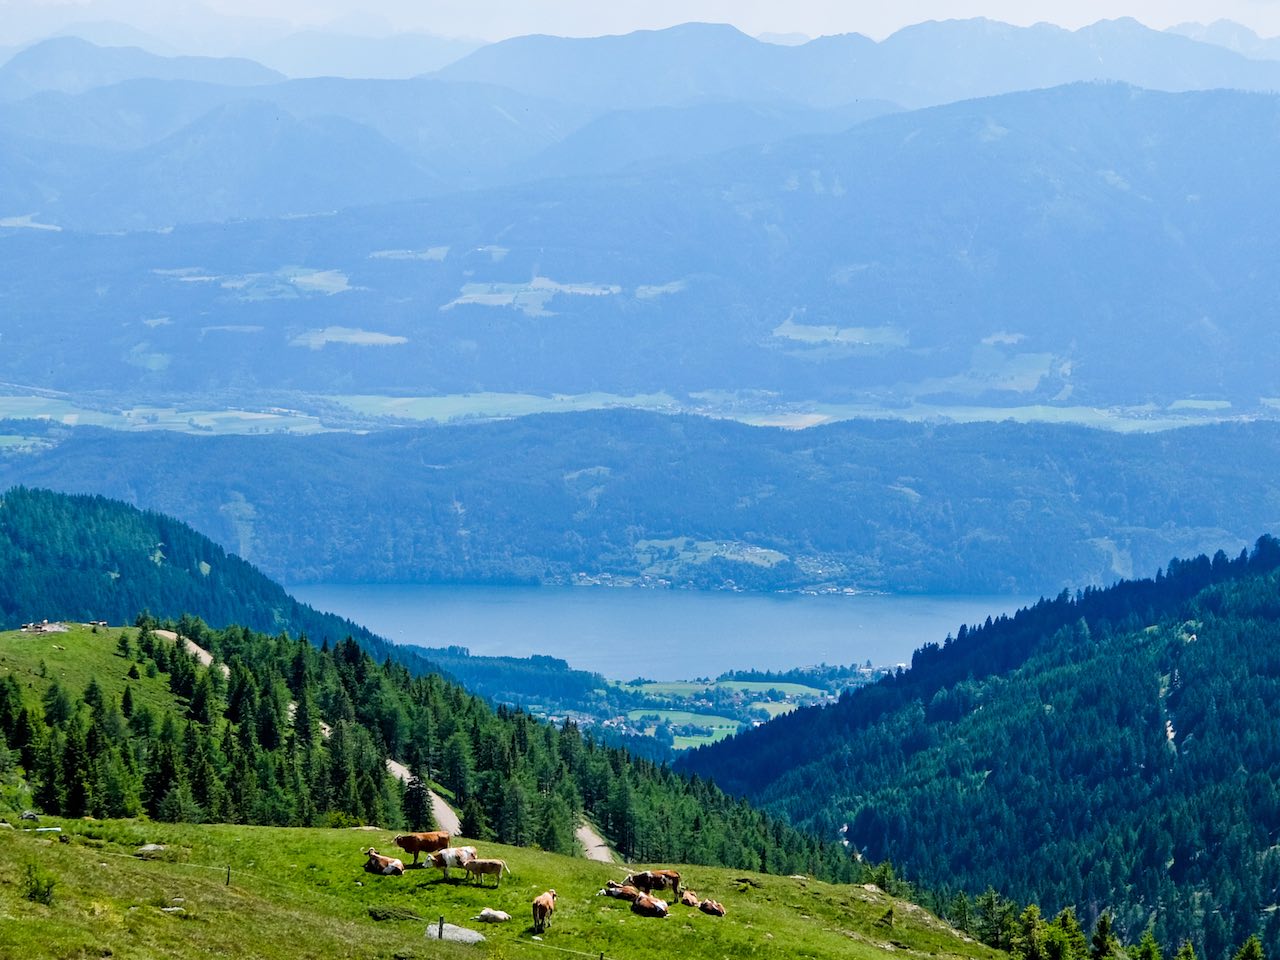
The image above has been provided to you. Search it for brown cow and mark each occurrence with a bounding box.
[363,848,405,876]
[630,894,669,918]
[462,858,512,886]
[532,889,557,933]
[699,899,726,917]
[625,869,681,896]
[679,890,699,907]
[598,880,643,902]
[393,830,450,865]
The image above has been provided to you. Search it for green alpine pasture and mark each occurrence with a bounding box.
[0,817,1000,960]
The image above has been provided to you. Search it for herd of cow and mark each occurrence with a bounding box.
[360,830,727,935]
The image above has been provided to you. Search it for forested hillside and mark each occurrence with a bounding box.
[0,615,856,880]
[0,486,431,674]
[680,538,1280,958]
[4,415,1280,594]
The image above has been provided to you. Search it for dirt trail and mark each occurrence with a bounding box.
[576,820,616,863]
[384,759,462,835]
[154,629,230,677]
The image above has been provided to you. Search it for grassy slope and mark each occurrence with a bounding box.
[0,625,1001,960]
[0,819,1001,960]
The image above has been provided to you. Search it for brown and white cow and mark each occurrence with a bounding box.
[624,869,681,896]
[462,858,512,886]
[698,899,726,917]
[679,890,700,907]
[393,830,450,865]
[363,848,405,876]
[598,880,643,902]
[630,894,669,918]
[532,889,557,933]
[429,845,478,879]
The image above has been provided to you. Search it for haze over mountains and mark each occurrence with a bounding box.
[3,17,1280,428]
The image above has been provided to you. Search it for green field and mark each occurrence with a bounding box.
[626,709,740,730]
[0,816,1000,960]
[718,680,826,697]
[750,701,798,718]
[336,391,678,422]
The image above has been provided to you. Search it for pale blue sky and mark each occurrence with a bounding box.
[3,0,1280,44]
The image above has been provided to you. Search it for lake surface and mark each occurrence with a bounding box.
[288,584,1037,681]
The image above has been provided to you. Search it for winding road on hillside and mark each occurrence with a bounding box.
[576,820,616,863]
[384,758,462,834]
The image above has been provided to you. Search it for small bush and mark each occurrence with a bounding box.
[22,861,56,905]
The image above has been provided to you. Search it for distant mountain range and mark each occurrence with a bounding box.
[435,18,1280,110]
[3,82,1280,413]
[0,35,281,101]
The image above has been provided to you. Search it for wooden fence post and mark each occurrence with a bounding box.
[438,915,445,940]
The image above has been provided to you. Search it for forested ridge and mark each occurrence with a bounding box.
[681,538,1280,959]
[4,414,1280,594]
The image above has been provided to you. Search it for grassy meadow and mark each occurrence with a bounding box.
[0,817,1001,960]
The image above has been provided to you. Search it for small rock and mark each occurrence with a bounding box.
[171,897,185,904]
[354,881,363,887]
[20,810,39,822]
[161,907,185,915]
[0,821,12,829]
[135,844,166,857]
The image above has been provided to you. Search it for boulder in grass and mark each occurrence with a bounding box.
[424,923,485,944]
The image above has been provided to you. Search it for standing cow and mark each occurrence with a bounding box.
[429,846,478,879]
[393,830,450,866]
[532,889,557,933]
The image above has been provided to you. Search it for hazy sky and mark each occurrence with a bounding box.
[4,0,1280,43]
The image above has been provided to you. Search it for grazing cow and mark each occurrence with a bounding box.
[429,845,478,879]
[680,890,700,907]
[363,848,405,876]
[532,890,557,933]
[625,869,681,896]
[630,894,669,918]
[598,881,643,902]
[699,899,726,917]
[472,908,512,923]
[393,830,450,865]
[463,858,512,886]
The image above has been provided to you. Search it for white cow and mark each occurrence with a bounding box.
[429,845,478,879]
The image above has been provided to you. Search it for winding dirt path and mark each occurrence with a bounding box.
[154,629,230,677]
[384,758,462,835]
[576,820,616,863]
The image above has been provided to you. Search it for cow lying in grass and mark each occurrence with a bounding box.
[699,899,726,917]
[532,890,557,933]
[631,894,669,918]
[462,858,512,886]
[363,848,405,876]
[625,869,681,896]
[393,830,450,866]
[680,890,700,907]
[429,846,477,879]
[598,880,643,902]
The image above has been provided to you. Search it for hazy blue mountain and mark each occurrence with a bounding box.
[2,83,1277,411]
[244,29,485,78]
[0,36,282,101]
[2,413,1278,596]
[436,18,1280,109]
[48,21,180,54]
[523,98,898,179]
[1168,19,1280,60]
[72,101,441,230]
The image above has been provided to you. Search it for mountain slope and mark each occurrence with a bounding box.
[3,414,1280,596]
[0,486,416,670]
[679,539,1280,958]
[5,83,1280,407]
[0,36,281,100]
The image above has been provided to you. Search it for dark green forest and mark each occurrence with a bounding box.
[681,538,1280,960]
[3,413,1280,594]
[0,486,432,672]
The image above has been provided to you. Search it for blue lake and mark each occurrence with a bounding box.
[288,584,1038,681]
